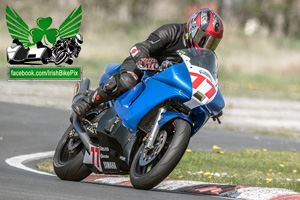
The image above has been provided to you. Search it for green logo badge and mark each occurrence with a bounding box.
[6,5,82,47]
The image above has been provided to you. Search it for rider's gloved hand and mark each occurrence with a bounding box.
[136,58,160,71]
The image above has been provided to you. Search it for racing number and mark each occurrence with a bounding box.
[91,146,100,168]
[190,72,216,99]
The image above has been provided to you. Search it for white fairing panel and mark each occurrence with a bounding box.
[181,54,218,106]
[83,144,103,172]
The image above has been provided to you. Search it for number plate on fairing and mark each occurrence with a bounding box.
[83,144,103,172]
[181,54,218,105]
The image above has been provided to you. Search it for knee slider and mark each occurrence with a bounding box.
[103,74,119,93]
[119,72,138,90]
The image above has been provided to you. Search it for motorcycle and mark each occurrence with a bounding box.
[48,44,77,65]
[53,48,225,190]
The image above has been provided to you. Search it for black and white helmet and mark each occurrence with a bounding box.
[75,34,83,45]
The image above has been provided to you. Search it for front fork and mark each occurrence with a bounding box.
[144,106,167,149]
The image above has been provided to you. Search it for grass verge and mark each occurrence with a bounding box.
[169,148,300,193]
[38,148,300,192]
[206,122,300,139]
[218,69,300,100]
[37,159,54,174]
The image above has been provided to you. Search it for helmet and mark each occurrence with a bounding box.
[186,8,223,51]
[75,34,83,45]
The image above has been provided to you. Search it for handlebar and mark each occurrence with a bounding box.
[136,64,163,72]
[137,60,175,72]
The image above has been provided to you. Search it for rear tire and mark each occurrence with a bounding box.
[130,119,191,190]
[53,124,91,181]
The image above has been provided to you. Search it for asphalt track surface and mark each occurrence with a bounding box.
[1,102,299,200]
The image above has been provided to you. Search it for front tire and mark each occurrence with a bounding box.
[53,124,91,181]
[54,51,68,65]
[130,119,191,190]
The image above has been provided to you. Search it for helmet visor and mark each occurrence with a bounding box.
[193,29,221,51]
[76,38,83,44]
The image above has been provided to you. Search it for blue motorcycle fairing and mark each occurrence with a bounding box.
[190,89,225,135]
[116,82,145,108]
[202,89,225,116]
[159,111,193,127]
[152,63,192,99]
[114,63,193,132]
[99,63,121,86]
[190,106,210,136]
[98,60,224,137]
[157,106,212,137]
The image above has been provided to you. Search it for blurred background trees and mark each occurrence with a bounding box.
[0,0,299,99]
[77,0,300,37]
[2,0,300,37]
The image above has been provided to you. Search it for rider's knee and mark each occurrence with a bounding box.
[101,72,138,99]
[119,72,138,91]
[103,74,119,93]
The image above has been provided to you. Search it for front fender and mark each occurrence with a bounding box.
[158,111,193,129]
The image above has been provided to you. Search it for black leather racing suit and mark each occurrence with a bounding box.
[72,23,189,117]
[53,38,81,58]
[51,38,81,64]
[121,23,188,77]
[97,23,188,101]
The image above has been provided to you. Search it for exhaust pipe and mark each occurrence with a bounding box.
[72,116,92,154]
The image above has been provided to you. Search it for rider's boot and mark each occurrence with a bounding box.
[72,74,122,117]
[72,72,139,118]
[72,86,106,117]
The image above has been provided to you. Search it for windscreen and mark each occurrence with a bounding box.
[177,48,218,80]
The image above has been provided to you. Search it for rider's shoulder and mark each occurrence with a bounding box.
[152,23,186,41]
[160,23,186,31]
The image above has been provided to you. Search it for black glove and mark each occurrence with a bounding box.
[136,58,160,71]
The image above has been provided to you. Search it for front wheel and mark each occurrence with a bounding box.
[54,51,68,65]
[53,124,91,181]
[130,119,191,190]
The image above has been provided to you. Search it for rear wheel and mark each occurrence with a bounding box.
[53,124,91,181]
[130,119,191,190]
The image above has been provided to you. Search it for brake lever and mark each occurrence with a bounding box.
[213,116,221,124]
[212,110,223,124]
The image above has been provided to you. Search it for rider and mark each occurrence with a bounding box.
[72,8,224,117]
[51,33,83,64]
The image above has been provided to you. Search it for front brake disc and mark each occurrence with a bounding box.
[139,130,167,166]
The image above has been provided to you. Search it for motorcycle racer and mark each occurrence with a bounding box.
[72,8,224,118]
[50,33,83,65]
